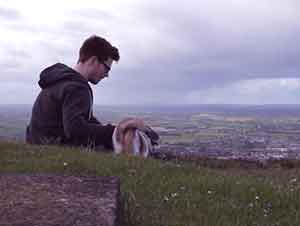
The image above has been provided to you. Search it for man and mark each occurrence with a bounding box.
[26,35,145,150]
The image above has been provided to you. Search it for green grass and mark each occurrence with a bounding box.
[1,141,300,226]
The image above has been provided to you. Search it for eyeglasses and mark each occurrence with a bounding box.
[101,62,111,73]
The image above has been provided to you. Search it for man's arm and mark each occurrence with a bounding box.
[62,85,115,149]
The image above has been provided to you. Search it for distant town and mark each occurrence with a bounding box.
[1,104,300,161]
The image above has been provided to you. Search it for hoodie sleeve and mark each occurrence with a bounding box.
[62,84,115,149]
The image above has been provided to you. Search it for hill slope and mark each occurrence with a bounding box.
[0,141,299,226]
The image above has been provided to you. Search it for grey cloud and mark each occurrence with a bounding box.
[61,8,117,37]
[184,78,300,104]
[1,0,300,105]
[68,8,115,21]
[89,0,300,105]
[0,61,22,72]
[1,47,42,84]
[6,48,31,59]
[0,66,38,84]
[0,48,30,77]
[0,6,21,20]
[118,0,300,90]
[5,22,40,33]
[0,82,40,104]
[62,20,108,37]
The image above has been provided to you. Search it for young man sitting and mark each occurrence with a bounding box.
[26,35,157,154]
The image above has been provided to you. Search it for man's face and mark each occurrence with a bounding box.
[89,57,113,84]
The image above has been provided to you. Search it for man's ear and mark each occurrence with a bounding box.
[87,56,98,66]
[92,56,99,64]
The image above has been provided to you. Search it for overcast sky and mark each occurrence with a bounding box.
[0,0,299,105]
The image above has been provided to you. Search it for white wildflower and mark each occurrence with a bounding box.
[290,178,297,183]
[58,198,68,203]
[179,185,186,191]
[171,193,178,198]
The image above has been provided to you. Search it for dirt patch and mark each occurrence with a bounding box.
[0,174,121,226]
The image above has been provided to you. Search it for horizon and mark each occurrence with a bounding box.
[2,103,300,107]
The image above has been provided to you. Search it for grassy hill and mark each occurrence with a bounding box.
[1,141,300,226]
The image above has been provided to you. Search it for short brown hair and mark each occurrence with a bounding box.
[78,35,120,63]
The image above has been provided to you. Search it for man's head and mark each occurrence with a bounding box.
[76,35,120,84]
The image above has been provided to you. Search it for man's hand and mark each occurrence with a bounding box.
[116,117,146,142]
[118,117,146,131]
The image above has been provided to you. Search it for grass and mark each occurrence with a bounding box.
[1,141,300,226]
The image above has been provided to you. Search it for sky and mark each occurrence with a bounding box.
[0,0,299,105]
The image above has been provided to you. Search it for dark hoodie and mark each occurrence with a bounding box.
[26,63,115,149]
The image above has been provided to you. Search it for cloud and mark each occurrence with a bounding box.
[133,0,300,78]
[0,81,40,104]
[0,0,299,105]
[68,8,116,21]
[186,78,300,104]
[0,6,21,20]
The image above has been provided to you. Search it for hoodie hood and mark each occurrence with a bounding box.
[38,63,88,89]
